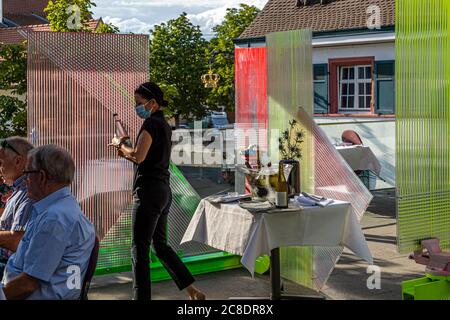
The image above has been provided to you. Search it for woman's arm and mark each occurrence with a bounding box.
[117,130,153,164]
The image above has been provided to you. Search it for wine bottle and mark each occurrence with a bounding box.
[256,146,261,170]
[275,162,288,208]
[113,114,132,148]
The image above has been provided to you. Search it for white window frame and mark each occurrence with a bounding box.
[338,65,373,112]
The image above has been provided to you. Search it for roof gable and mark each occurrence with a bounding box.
[239,0,395,39]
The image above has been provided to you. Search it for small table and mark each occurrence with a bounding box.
[335,145,382,176]
[181,199,373,300]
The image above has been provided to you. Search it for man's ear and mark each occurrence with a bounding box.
[38,170,47,186]
[15,155,25,168]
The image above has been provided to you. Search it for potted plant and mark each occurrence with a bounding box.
[278,119,304,197]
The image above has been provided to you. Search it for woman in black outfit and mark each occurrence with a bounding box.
[111,82,205,300]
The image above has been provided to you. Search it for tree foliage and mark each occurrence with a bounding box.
[45,0,119,33]
[0,96,27,139]
[207,4,260,111]
[149,13,209,123]
[45,0,96,32]
[95,21,120,34]
[0,42,27,139]
[0,42,27,96]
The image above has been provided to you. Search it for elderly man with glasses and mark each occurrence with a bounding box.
[0,144,95,300]
[0,137,35,279]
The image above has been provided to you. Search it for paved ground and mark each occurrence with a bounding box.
[89,189,426,300]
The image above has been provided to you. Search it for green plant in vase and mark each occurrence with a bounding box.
[277,119,304,197]
[278,119,304,161]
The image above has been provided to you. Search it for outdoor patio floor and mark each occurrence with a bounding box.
[89,189,425,300]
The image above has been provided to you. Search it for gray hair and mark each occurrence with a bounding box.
[5,136,34,158]
[28,145,75,185]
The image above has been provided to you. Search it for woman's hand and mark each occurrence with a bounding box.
[108,136,121,149]
[117,149,126,158]
[108,136,127,149]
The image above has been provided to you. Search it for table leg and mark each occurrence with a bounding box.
[270,247,326,300]
[270,248,281,300]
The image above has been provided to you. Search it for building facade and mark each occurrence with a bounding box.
[236,0,395,189]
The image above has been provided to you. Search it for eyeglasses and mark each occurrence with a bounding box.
[23,170,40,176]
[0,139,21,156]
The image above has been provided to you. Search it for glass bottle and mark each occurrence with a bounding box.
[275,162,288,208]
[113,114,132,148]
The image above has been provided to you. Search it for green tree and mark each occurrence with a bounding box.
[45,0,96,32]
[0,96,27,138]
[207,4,260,112]
[0,42,27,139]
[149,13,209,125]
[0,42,27,95]
[95,21,120,34]
[45,0,119,33]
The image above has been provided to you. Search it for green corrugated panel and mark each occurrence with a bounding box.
[396,0,450,253]
[266,29,315,289]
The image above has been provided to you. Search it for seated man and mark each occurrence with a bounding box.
[0,176,13,216]
[0,137,35,278]
[0,145,95,300]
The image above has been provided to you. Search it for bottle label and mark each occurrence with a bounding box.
[276,192,288,208]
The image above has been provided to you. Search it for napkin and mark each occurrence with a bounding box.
[295,193,334,207]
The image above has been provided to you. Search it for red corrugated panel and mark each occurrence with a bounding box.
[235,47,267,129]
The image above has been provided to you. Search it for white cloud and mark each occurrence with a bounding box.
[102,17,153,34]
[100,0,267,9]
[187,8,228,36]
[93,0,268,35]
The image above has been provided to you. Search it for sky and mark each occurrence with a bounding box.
[92,0,268,37]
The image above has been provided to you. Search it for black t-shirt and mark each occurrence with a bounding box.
[133,110,172,189]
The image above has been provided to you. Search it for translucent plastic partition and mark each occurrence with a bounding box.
[234,48,268,192]
[297,107,373,289]
[235,47,268,129]
[265,29,372,290]
[266,29,316,289]
[27,31,222,276]
[396,0,450,253]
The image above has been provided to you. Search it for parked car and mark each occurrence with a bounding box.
[210,111,234,130]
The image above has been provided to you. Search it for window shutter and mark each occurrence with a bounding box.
[375,61,395,114]
[313,64,329,114]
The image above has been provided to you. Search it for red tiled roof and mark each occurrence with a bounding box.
[0,20,102,45]
[3,0,50,17]
[239,0,395,39]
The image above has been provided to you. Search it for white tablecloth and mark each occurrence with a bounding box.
[336,145,381,175]
[181,199,373,275]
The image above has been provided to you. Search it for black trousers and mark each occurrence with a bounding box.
[131,182,195,300]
